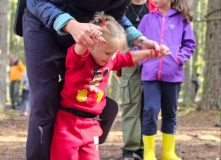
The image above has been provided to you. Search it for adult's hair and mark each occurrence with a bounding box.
[171,0,193,23]
[90,12,127,52]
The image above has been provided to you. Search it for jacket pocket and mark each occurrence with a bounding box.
[174,48,182,66]
[120,76,142,105]
[169,47,182,67]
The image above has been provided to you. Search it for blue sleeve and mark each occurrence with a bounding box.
[118,15,133,30]
[53,13,75,35]
[118,16,143,47]
[126,26,143,48]
[26,0,69,31]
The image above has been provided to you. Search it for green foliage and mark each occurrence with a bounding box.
[8,0,25,64]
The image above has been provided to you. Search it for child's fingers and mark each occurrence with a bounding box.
[90,26,103,38]
[149,49,153,58]
[158,50,163,59]
[163,49,170,54]
[94,30,102,38]
[90,27,99,37]
[153,42,160,53]
[151,50,158,59]
[162,50,171,56]
[165,52,171,55]
[97,37,106,44]
[89,24,103,31]
[150,49,154,59]
[90,27,95,37]
[147,49,152,59]
[156,50,160,57]
[91,30,100,38]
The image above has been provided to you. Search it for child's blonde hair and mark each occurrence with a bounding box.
[90,12,127,52]
[171,0,193,22]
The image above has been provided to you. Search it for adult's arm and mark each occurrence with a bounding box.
[107,0,158,50]
[105,0,144,48]
[26,0,68,30]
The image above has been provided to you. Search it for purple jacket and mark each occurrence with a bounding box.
[138,8,195,82]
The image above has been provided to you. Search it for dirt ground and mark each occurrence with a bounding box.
[0,105,220,160]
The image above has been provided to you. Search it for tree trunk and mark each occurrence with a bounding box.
[183,61,192,106]
[198,0,221,110]
[191,0,199,101]
[0,0,9,111]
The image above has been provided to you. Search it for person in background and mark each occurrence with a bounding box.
[23,0,162,159]
[8,54,26,111]
[22,71,30,116]
[50,12,170,160]
[191,73,201,102]
[138,0,195,159]
[120,0,153,159]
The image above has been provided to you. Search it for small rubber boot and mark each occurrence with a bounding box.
[143,135,157,160]
[162,133,182,160]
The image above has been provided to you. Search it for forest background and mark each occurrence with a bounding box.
[0,0,220,159]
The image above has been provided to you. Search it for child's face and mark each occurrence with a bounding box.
[152,0,171,8]
[90,44,118,66]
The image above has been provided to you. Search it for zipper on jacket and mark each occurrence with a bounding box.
[158,15,166,80]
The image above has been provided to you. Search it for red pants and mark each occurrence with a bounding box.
[50,110,103,160]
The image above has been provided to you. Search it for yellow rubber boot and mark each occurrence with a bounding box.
[162,133,182,160]
[143,135,157,160]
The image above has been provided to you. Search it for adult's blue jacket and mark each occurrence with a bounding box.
[26,0,142,46]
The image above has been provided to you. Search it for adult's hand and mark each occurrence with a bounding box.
[134,36,160,58]
[62,19,105,48]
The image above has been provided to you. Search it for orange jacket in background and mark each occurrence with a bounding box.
[10,59,26,81]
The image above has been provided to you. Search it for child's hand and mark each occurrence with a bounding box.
[90,26,106,44]
[158,44,171,58]
[146,49,158,59]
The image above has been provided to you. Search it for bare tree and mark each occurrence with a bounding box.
[198,0,221,110]
[183,61,192,106]
[0,0,9,111]
[183,0,200,105]
[191,0,200,101]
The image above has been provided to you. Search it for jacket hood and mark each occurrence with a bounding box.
[150,8,180,17]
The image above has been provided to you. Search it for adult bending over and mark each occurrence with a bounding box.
[23,0,161,159]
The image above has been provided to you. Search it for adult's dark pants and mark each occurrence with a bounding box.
[23,11,75,160]
[142,81,181,135]
[10,80,21,109]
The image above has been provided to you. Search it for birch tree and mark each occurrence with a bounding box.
[0,0,9,111]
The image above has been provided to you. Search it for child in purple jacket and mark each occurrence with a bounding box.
[138,0,195,159]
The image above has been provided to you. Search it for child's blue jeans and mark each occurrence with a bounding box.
[142,81,181,135]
